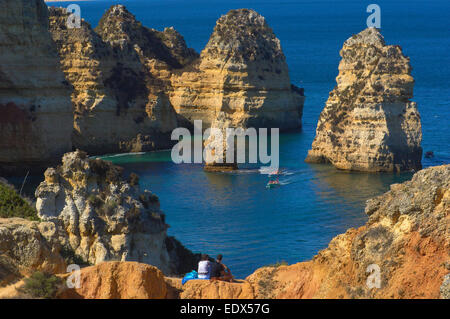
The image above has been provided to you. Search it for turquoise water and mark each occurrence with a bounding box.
[47,0,449,277]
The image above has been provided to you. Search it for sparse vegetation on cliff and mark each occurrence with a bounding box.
[19,272,63,299]
[0,182,38,221]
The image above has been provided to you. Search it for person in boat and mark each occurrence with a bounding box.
[197,254,211,279]
[211,254,233,282]
[268,177,280,185]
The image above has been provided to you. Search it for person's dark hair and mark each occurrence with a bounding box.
[201,254,209,261]
[216,254,223,261]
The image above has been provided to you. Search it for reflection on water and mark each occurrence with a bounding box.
[308,163,413,207]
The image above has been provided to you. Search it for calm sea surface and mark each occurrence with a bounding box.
[43,0,450,277]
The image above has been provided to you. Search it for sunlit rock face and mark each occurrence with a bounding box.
[169,9,304,130]
[46,5,303,160]
[0,0,73,174]
[48,5,185,155]
[306,28,422,172]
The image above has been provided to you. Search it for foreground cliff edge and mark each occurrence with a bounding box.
[305,28,422,172]
[2,164,447,299]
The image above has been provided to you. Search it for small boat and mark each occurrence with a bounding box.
[266,179,281,188]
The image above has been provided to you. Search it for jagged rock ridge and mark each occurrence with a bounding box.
[305,28,422,172]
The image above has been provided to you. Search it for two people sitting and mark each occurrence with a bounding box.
[198,254,233,282]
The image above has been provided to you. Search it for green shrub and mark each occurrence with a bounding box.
[0,183,38,221]
[266,260,288,268]
[20,271,62,299]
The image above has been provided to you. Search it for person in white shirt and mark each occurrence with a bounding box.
[197,254,211,279]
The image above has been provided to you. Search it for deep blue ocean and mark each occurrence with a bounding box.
[45,0,450,277]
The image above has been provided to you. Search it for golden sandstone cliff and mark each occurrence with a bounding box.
[48,6,183,154]
[305,28,422,172]
[169,8,305,129]
[0,0,73,174]
[46,5,304,157]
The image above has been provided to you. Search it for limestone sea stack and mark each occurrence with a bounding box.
[169,9,305,129]
[203,112,238,172]
[305,28,422,172]
[34,150,198,275]
[48,6,190,155]
[0,0,73,174]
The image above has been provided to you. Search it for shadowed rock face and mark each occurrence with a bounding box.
[169,8,304,130]
[0,0,73,174]
[306,28,422,172]
[34,150,198,276]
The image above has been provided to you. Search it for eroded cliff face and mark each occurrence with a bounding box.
[48,6,304,159]
[305,28,422,172]
[34,150,198,275]
[58,261,167,299]
[48,6,188,155]
[169,9,304,129]
[0,0,73,174]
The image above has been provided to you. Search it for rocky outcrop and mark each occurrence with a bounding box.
[203,112,238,172]
[35,150,198,275]
[0,0,73,174]
[0,218,66,286]
[58,261,167,299]
[180,279,254,299]
[169,9,304,129]
[305,28,422,172]
[48,6,184,155]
